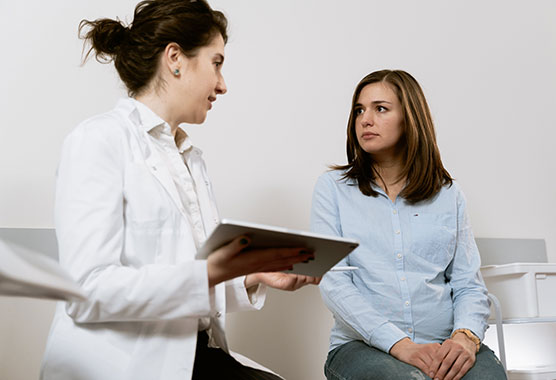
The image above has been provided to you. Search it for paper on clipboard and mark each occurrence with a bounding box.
[0,240,86,301]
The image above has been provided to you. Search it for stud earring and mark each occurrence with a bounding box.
[173,69,180,76]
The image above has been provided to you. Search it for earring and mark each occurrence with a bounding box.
[173,69,180,76]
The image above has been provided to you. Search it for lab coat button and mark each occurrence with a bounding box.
[215,311,222,318]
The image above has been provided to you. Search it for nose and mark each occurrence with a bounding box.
[216,75,227,95]
[360,110,374,127]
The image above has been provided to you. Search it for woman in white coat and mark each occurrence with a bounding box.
[40,1,318,379]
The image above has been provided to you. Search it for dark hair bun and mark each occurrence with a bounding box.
[79,0,228,96]
[80,18,128,60]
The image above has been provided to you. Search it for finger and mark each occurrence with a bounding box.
[429,344,449,377]
[443,354,468,380]
[251,249,314,270]
[434,350,459,380]
[221,235,251,257]
[414,357,432,376]
[254,247,314,262]
[308,276,321,285]
[452,359,474,380]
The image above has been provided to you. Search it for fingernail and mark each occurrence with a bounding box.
[240,238,248,245]
[299,249,309,255]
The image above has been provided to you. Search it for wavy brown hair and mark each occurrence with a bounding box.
[79,0,228,97]
[333,69,453,203]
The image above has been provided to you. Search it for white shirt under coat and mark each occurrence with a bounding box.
[40,98,266,380]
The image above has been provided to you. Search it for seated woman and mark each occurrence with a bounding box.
[311,69,506,380]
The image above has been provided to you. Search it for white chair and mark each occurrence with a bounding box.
[476,237,550,375]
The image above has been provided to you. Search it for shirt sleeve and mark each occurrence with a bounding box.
[57,118,212,323]
[312,173,408,352]
[445,185,491,341]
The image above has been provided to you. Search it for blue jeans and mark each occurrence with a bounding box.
[324,341,506,380]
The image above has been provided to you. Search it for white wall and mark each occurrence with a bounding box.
[1,1,555,379]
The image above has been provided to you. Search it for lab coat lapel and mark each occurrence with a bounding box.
[143,147,188,219]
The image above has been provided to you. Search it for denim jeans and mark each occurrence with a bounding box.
[324,340,507,380]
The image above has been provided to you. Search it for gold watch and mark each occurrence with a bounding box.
[451,329,481,353]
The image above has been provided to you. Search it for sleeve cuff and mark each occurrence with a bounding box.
[225,276,267,312]
[369,322,409,353]
[452,321,486,341]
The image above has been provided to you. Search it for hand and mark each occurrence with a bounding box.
[206,235,314,287]
[389,338,441,375]
[245,272,321,291]
[428,334,476,380]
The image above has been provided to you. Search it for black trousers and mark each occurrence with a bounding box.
[192,331,283,380]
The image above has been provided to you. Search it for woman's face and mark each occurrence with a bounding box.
[178,34,227,124]
[354,82,405,160]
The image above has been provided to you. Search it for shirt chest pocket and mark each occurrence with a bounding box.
[123,162,173,229]
[409,213,456,268]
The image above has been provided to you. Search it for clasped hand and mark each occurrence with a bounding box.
[390,334,477,380]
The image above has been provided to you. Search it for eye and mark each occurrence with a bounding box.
[214,61,223,69]
[354,107,364,116]
[377,105,387,112]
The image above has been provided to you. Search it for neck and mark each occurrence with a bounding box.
[135,90,180,135]
[373,156,404,186]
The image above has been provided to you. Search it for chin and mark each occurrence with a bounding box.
[188,114,208,125]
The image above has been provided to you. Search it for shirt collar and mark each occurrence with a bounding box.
[129,97,195,154]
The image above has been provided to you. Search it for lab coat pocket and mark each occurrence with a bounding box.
[409,213,456,268]
[123,162,171,228]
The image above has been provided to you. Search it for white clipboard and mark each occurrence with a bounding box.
[197,219,359,277]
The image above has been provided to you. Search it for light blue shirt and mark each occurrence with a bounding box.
[311,170,490,354]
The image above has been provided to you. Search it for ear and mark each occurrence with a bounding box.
[161,42,184,77]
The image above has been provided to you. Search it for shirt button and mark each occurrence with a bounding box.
[393,209,398,215]
[401,277,406,281]
[215,311,222,318]
[405,301,410,306]
[395,230,401,234]
[408,328,413,333]
[397,253,402,259]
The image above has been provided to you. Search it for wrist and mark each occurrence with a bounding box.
[389,337,412,357]
[451,329,480,353]
[244,273,261,289]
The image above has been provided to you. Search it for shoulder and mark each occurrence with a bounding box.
[64,103,133,151]
[431,180,468,211]
[315,169,353,189]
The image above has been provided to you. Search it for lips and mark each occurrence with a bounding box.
[208,96,216,110]
[361,132,378,139]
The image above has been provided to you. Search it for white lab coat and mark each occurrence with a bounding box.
[40,98,265,380]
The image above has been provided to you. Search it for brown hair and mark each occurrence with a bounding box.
[79,0,228,97]
[333,69,453,203]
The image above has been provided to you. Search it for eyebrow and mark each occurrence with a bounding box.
[214,53,225,63]
[354,100,392,107]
